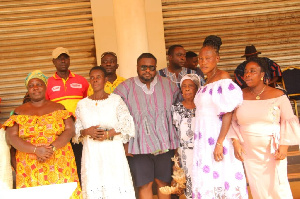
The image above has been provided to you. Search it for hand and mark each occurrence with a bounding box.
[35,145,53,162]
[213,143,224,162]
[232,139,245,162]
[124,143,133,157]
[274,145,289,160]
[83,126,105,141]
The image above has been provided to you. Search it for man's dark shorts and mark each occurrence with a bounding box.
[128,150,174,187]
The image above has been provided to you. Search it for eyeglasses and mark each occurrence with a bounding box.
[101,51,117,58]
[140,65,156,71]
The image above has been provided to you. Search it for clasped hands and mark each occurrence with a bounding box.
[81,126,114,141]
[34,145,54,163]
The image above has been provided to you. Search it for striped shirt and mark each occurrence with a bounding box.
[46,71,89,114]
[114,75,180,155]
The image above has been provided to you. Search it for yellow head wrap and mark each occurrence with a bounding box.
[25,70,48,87]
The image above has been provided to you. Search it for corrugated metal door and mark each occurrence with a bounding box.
[0,0,96,123]
[162,0,300,76]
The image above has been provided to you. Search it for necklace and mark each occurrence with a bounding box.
[204,68,217,85]
[92,93,107,106]
[249,85,266,100]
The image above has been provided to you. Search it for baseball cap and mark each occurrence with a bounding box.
[52,47,70,59]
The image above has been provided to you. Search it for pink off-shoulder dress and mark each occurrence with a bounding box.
[229,95,300,199]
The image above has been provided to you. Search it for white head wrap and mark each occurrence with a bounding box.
[180,74,200,89]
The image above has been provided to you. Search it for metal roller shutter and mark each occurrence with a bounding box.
[0,0,96,123]
[162,0,300,76]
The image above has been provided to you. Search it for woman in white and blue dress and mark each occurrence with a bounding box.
[172,74,200,199]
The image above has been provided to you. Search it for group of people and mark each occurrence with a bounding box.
[0,35,299,199]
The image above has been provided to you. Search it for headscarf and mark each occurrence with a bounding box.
[25,70,48,87]
[180,74,201,89]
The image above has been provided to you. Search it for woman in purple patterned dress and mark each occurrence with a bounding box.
[192,35,248,199]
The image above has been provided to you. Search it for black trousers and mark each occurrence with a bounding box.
[71,142,83,184]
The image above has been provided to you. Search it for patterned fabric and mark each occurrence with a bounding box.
[87,75,126,96]
[193,79,248,199]
[172,102,195,199]
[2,110,82,198]
[228,95,299,199]
[114,75,180,155]
[73,94,135,198]
[25,70,48,87]
[46,70,89,114]
[158,67,205,88]
[234,57,282,88]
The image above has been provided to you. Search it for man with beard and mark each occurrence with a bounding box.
[159,45,203,88]
[46,47,89,183]
[88,51,125,95]
[114,53,180,199]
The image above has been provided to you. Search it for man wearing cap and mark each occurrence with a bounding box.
[46,47,89,183]
[234,45,282,88]
[87,51,126,95]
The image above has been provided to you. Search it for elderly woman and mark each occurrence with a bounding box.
[228,57,300,199]
[2,70,81,198]
[192,35,248,198]
[171,74,200,199]
[73,66,135,199]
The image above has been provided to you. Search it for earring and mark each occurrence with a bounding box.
[261,76,264,80]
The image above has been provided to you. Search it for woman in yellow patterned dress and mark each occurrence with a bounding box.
[2,70,82,198]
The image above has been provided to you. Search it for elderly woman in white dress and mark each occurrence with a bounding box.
[73,66,136,199]
[172,74,200,199]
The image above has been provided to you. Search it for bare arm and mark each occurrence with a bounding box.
[6,123,37,153]
[213,112,233,161]
[6,123,53,161]
[51,117,75,149]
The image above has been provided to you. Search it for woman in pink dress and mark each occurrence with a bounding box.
[229,57,300,198]
[192,35,248,198]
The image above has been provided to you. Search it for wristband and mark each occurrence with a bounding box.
[50,144,56,152]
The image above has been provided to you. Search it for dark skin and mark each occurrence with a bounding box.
[80,69,120,141]
[6,78,75,163]
[181,79,197,109]
[245,54,278,87]
[135,58,169,199]
[52,53,70,80]
[199,45,233,162]
[184,56,198,70]
[136,58,157,89]
[168,47,186,77]
[232,61,287,161]
[101,54,119,83]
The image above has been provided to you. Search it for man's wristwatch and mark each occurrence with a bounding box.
[50,144,56,152]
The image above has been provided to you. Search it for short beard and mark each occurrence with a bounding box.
[139,75,155,83]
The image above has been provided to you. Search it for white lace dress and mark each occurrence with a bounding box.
[73,94,136,199]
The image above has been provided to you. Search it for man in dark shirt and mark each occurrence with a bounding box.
[234,45,282,88]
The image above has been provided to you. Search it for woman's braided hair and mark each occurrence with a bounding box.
[203,35,222,55]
